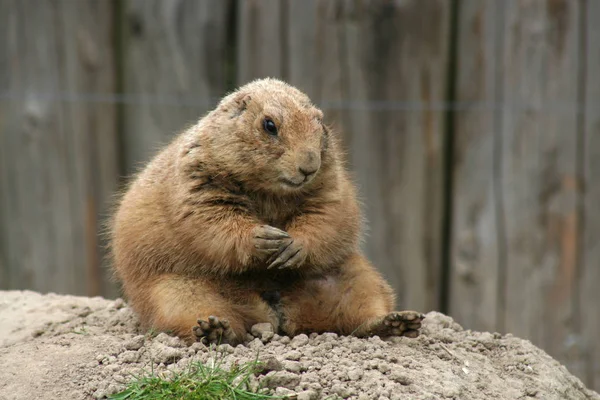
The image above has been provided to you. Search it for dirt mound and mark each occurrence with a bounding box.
[0,290,597,400]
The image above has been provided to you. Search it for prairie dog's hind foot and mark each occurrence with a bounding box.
[193,316,238,345]
[359,311,425,339]
[381,311,425,338]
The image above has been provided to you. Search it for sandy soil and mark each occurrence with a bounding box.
[0,290,598,400]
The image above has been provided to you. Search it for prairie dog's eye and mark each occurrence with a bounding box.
[263,118,278,136]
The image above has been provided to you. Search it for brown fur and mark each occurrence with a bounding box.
[110,78,422,344]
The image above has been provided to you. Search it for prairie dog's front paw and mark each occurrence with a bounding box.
[252,225,291,261]
[267,238,307,270]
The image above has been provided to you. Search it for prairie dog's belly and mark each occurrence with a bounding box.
[229,269,303,292]
[228,269,339,297]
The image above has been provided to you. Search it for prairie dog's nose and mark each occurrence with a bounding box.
[298,150,320,177]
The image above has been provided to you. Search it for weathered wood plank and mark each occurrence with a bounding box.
[61,0,120,298]
[581,0,600,390]
[236,0,285,84]
[0,0,117,296]
[449,0,503,332]
[500,0,581,369]
[337,0,450,313]
[452,0,584,357]
[122,0,231,173]
[286,0,318,99]
[450,0,593,388]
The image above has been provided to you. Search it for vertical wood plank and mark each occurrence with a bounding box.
[450,0,503,332]
[452,0,587,384]
[333,0,451,312]
[501,0,581,369]
[582,0,600,390]
[0,0,118,296]
[122,0,231,173]
[236,0,285,84]
[60,0,120,297]
[286,0,318,99]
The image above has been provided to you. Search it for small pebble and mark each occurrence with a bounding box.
[123,335,145,351]
[291,334,309,349]
[284,350,302,361]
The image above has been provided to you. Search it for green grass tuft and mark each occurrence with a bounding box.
[109,357,280,400]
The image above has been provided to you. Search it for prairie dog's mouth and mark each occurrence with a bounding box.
[280,169,317,189]
[280,178,304,188]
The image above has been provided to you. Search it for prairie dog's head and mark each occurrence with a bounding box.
[203,78,329,194]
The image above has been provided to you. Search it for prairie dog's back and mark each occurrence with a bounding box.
[111,137,189,284]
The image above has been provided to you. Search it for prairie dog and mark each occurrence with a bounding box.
[110,78,423,344]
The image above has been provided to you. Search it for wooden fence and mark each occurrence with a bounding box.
[0,0,598,391]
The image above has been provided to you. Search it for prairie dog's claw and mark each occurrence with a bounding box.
[267,239,306,270]
[252,225,292,260]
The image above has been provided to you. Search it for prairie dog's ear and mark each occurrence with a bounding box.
[223,92,252,118]
[234,92,252,112]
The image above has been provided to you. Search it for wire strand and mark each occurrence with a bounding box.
[0,91,597,113]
